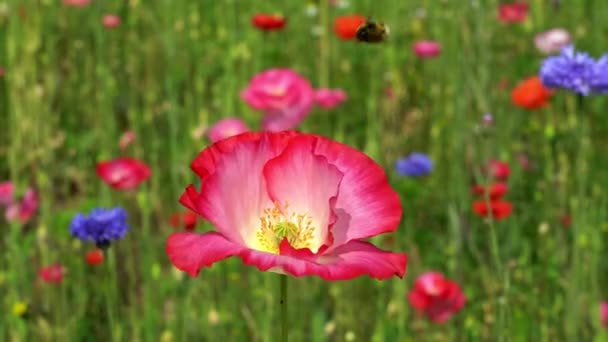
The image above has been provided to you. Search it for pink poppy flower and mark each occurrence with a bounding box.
[241,69,315,131]
[412,40,441,58]
[314,88,347,109]
[534,28,571,54]
[102,14,121,29]
[63,0,91,7]
[207,118,249,143]
[408,272,466,323]
[498,2,528,23]
[38,264,66,284]
[118,130,136,150]
[166,131,407,280]
[5,188,38,224]
[0,181,14,206]
[601,302,608,328]
[96,157,151,191]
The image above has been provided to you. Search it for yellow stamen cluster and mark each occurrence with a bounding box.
[255,202,316,254]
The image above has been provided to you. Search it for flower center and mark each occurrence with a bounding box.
[269,86,286,97]
[255,202,316,254]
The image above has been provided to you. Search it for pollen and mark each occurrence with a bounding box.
[255,202,316,254]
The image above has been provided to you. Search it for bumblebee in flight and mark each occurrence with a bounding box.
[356,18,389,43]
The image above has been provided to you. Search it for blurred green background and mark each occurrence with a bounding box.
[1,0,608,341]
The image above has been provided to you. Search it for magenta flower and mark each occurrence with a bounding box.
[97,158,151,191]
[601,302,608,328]
[166,131,407,280]
[102,15,121,29]
[412,40,441,58]
[314,88,347,109]
[0,181,14,206]
[5,188,38,224]
[241,69,315,131]
[39,264,66,284]
[63,0,91,7]
[207,118,249,143]
[408,272,466,323]
[535,28,571,54]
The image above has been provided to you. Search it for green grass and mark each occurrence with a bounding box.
[1,0,608,341]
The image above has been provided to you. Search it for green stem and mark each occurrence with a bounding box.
[104,247,118,340]
[279,274,288,342]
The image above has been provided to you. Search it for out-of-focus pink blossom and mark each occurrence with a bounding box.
[408,272,466,323]
[5,188,38,224]
[498,2,528,23]
[534,28,571,54]
[517,153,531,170]
[119,131,136,150]
[207,118,249,143]
[483,113,494,126]
[63,0,91,7]
[412,40,441,58]
[97,158,151,191]
[241,68,315,131]
[39,264,66,284]
[0,67,5,77]
[601,302,608,328]
[102,15,121,29]
[314,88,347,109]
[0,181,14,206]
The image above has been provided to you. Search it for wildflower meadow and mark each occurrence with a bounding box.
[2,1,608,341]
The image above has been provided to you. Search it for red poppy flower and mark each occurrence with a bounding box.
[408,272,466,323]
[166,131,407,280]
[169,211,198,230]
[512,76,553,110]
[97,157,151,191]
[498,2,528,23]
[487,160,510,180]
[601,302,608,328]
[334,15,366,40]
[252,14,286,31]
[86,249,104,265]
[472,200,513,220]
[560,214,571,228]
[472,182,508,200]
[38,264,66,284]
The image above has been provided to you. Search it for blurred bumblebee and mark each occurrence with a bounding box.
[356,18,389,43]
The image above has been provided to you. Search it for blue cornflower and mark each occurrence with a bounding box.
[590,55,608,94]
[69,207,130,248]
[395,152,433,177]
[539,45,607,96]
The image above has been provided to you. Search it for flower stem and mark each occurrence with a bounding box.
[279,274,288,342]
